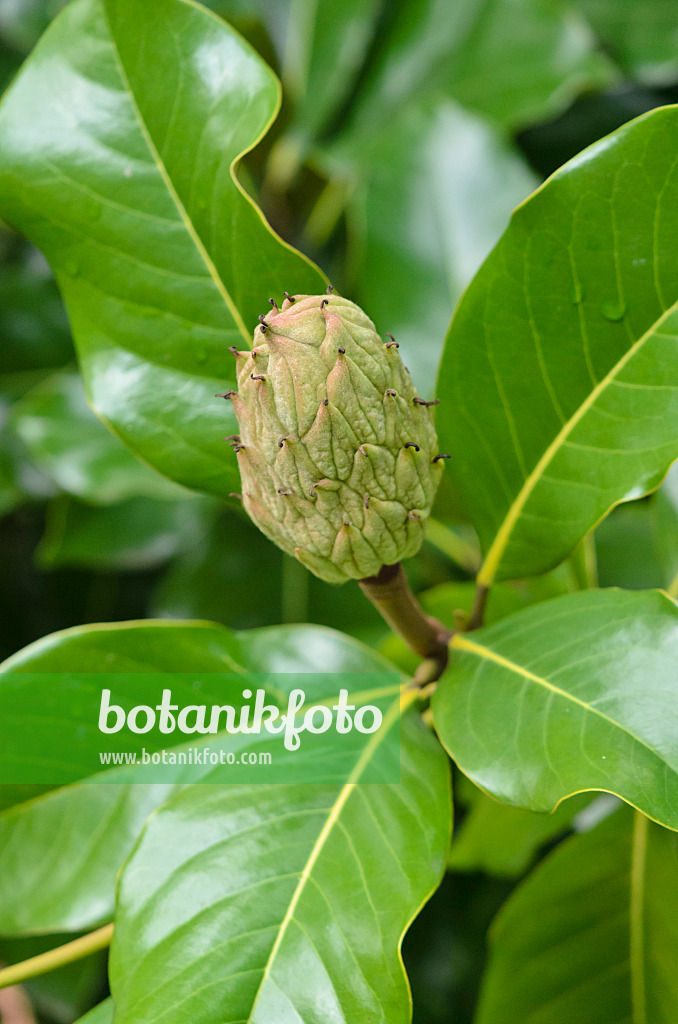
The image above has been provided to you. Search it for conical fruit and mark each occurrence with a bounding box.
[221,293,447,583]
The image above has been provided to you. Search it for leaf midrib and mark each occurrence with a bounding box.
[451,634,669,766]
[478,299,678,585]
[245,686,414,1023]
[101,0,250,344]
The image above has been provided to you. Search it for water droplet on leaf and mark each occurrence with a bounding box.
[600,301,625,322]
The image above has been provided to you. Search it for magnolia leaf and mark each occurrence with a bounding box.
[476,807,678,1023]
[0,617,399,934]
[437,106,678,584]
[109,698,451,1023]
[433,589,678,830]
[0,0,325,497]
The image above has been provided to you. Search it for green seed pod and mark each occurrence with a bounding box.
[224,293,447,583]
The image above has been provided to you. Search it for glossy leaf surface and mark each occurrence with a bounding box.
[433,589,678,829]
[110,701,451,1024]
[437,106,678,583]
[0,0,325,497]
[0,785,177,934]
[476,807,678,1023]
[0,616,398,933]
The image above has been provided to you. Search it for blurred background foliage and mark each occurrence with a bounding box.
[1,0,678,1021]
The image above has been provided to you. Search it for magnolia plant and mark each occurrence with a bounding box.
[0,1,677,1023]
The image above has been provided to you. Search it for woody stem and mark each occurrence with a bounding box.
[358,563,453,683]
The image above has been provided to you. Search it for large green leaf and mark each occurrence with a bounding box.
[437,106,678,584]
[0,0,325,497]
[0,784,176,934]
[476,807,678,1023]
[0,616,402,933]
[109,697,450,1024]
[432,589,678,830]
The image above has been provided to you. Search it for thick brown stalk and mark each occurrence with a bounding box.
[359,563,453,683]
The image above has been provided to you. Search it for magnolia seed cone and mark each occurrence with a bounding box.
[225,294,446,583]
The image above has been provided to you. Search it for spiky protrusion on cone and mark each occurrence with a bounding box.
[223,293,446,583]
